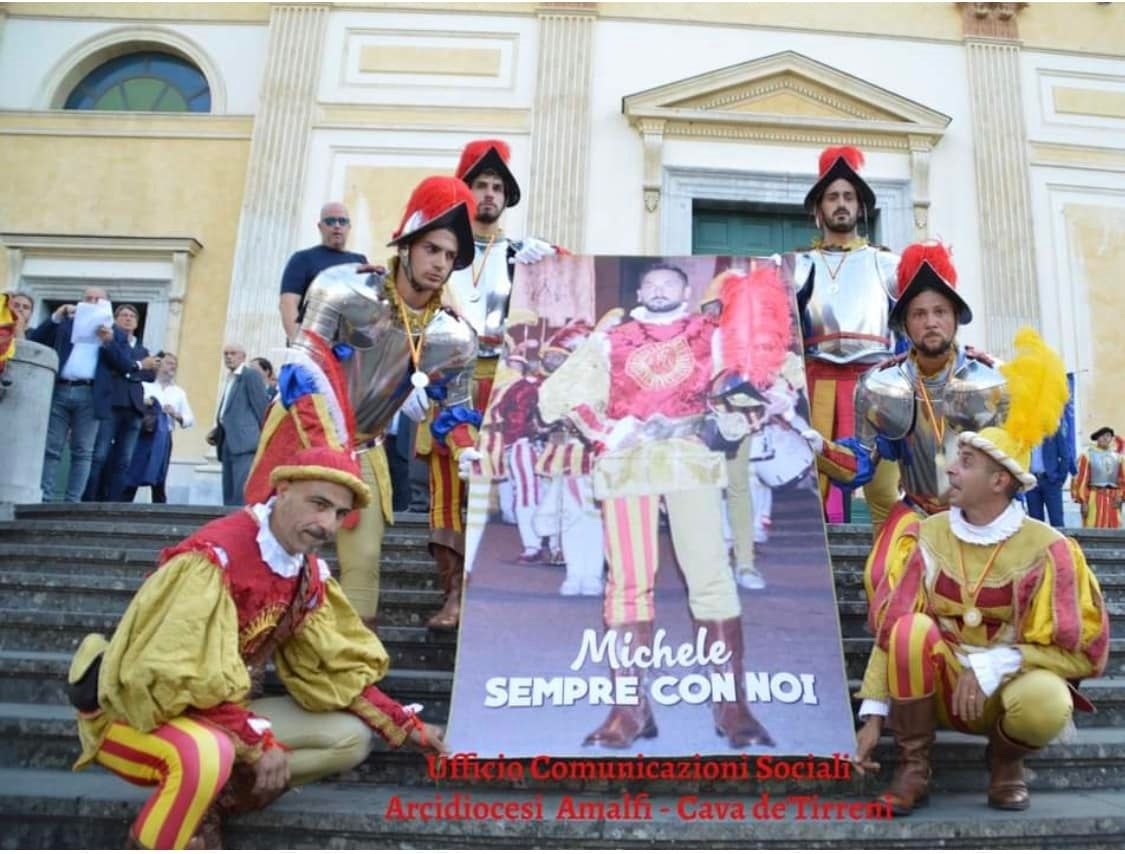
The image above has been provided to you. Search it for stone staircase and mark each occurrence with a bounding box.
[1,502,1123,848]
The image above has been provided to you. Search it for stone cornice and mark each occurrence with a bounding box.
[622,50,951,151]
[0,233,203,256]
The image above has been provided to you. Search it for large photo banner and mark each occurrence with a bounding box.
[447,254,854,758]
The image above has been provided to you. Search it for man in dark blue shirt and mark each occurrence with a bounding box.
[279,201,367,342]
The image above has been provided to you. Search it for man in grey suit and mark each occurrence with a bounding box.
[207,343,269,505]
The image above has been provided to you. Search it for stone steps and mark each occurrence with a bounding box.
[5,504,1125,849]
[2,768,1125,849]
[4,699,1125,797]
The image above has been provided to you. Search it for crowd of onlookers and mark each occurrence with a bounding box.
[5,286,283,506]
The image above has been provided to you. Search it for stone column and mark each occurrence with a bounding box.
[526,3,596,252]
[962,2,1039,358]
[0,340,57,505]
[221,4,328,363]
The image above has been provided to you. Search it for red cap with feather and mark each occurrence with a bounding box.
[455,138,521,209]
[387,176,476,270]
[888,241,972,330]
[804,145,876,213]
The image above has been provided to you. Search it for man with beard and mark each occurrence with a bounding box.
[539,263,775,751]
[245,176,481,633]
[785,146,900,529]
[807,242,1006,624]
[65,447,446,848]
[408,139,560,631]
[851,330,1107,816]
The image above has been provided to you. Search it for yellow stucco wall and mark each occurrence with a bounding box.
[0,127,250,458]
[1066,203,1125,439]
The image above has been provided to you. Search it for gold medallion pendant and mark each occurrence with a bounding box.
[963,607,983,628]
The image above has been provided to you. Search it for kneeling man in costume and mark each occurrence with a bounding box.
[66,447,446,848]
[853,330,1109,815]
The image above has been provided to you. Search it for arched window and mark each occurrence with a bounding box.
[63,51,210,112]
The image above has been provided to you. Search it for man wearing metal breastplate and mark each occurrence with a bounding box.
[805,242,1007,622]
[539,263,775,752]
[411,138,562,630]
[1072,426,1125,528]
[784,146,900,530]
[245,176,481,632]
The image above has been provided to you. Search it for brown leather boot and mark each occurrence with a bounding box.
[583,622,658,749]
[987,722,1032,810]
[427,545,464,631]
[695,617,775,748]
[882,696,936,816]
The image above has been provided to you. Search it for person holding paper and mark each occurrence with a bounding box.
[84,303,158,501]
[28,287,132,502]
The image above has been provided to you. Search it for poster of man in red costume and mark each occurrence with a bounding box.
[448,254,854,758]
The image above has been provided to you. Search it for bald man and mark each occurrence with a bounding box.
[279,202,368,343]
[207,343,269,505]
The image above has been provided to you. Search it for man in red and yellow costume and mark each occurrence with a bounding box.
[1071,426,1125,528]
[66,447,447,848]
[784,146,900,528]
[412,139,563,629]
[808,243,1007,622]
[245,176,481,630]
[539,263,776,751]
[852,329,1109,815]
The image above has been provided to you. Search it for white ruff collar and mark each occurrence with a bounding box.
[629,305,689,324]
[250,500,305,578]
[949,500,1025,545]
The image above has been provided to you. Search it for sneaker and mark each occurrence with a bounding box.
[516,549,543,565]
[736,566,766,591]
[579,580,605,597]
[547,549,566,566]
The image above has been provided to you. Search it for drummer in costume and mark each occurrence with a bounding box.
[1071,426,1125,528]
[852,329,1109,816]
[784,146,901,529]
[412,138,562,630]
[245,176,481,630]
[807,242,1007,622]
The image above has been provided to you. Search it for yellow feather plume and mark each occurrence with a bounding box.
[999,327,1069,455]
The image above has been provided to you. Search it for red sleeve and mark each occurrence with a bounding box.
[349,684,416,747]
[189,701,283,761]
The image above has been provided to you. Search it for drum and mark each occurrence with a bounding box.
[749,423,815,488]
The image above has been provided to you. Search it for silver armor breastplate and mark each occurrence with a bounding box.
[857,354,1007,504]
[1088,448,1122,487]
[294,264,478,439]
[786,246,899,365]
[447,237,511,358]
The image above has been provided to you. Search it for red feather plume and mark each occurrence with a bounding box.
[818,145,865,178]
[896,241,957,297]
[456,139,511,181]
[718,266,793,389]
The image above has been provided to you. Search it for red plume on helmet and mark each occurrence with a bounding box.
[804,144,876,213]
[455,138,521,208]
[387,176,476,270]
[717,265,793,390]
[819,146,864,177]
[889,240,972,330]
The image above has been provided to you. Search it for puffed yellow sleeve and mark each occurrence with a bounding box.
[856,646,889,702]
[96,554,250,733]
[1017,538,1110,680]
[276,578,418,745]
[537,334,610,431]
[275,577,391,708]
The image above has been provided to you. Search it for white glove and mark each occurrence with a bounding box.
[514,237,556,264]
[801,428,826,455]
[457,448,483,480]
[401,387,430,423]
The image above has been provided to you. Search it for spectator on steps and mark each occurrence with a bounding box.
[123,352,194,503]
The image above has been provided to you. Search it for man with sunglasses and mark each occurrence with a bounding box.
[279,202,368,343]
